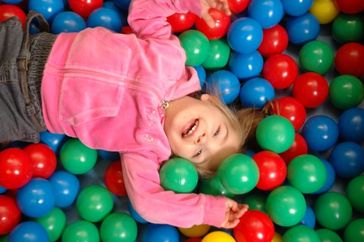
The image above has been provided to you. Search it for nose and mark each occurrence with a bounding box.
[195,131,207,144]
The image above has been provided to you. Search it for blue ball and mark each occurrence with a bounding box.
[281,0,313,16]
[248,0,284,29]
[227,17,263,54]
[141,224,179,242]
[40,131,66,154]
[329,142,364,178]
[17,178,55,218]
[9,221,49,242]
[87,7,123,32]
[127,201,148,224]
[302,115,339,152]
[229,51,263,79]
[207,70,240,104]
[113,0,131,11]
[301,206,316,229]
[28,0,64,22]
[239,77,275,108]
[1,0,23,3]
[338,108,364,143]
[49,170,80,208]
[51,11,86,34]
[98,149,120,161]
[286,13,320,45]
[194,65,206,88]
[314,159,336,194]
[0,186,6,194]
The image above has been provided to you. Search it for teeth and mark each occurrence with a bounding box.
[182,119,199,137]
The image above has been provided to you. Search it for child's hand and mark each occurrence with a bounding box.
[220,199,249,229]
[200,0,232,28]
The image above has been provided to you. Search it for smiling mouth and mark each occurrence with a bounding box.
[182,119,199,138]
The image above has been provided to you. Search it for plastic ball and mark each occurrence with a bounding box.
[195,8,231,40]
[0,148,33,189]
[228,51,264,79]
[1,0,23,3]
[202,231,235,242]
[179,30,210,66]
[113,0,131,11]
[282,225,320,242]
[239,77,275,109]
[280,133,308,165]
[344,219,364,242]
[16,178,55,218]
[217,153,259,195]
[127,201,148,224]
[329,75,364,110]
[167,12,197,33]
[9,221,49,242]
[258,24,289,57]
[332,14,364,43]
[301,206,316,229]
[39,131,66,154]
[76,185,114,222]
[316,229,343,242]
[314,159,336,194]
[265,186,307,227]
[281,0,313,16]
[24,143,57,179]
[309,0,339,24]
[199,176,234,197]
[285,13,320,45]
[49,170,80,208]
[329,142,364,178]
[0,187,5,194]
[346,176,364,213]
[28,0,64,22]
[292,72,329,108]
[240,192,267,212]
[0,195,21,235]
[35,207,66,242]
[194,65,206,88]
[334,43,364,78]
[228,0,251,14]
[87,7,123,32]
[61,220,100,242]
[338,108,364,142]
[256,115,295,153]
[60,138,98,175]
[248,0,284,29]
[272,233,283,242]
[0,4,26,28]
[299,40,334,75]
[141,224,179,242]
[179,224,210,238]
[233,210,275,242]
[202,39,231,69]
[186,239,202,242]
[100,212,138,242]
[51,11,86,34]
[227,17,263,54]
[334,0,364,14]
[98,149,120,161]
[302,115,339,152]
[68,0,103,19]
[206,70,240,104]
[104,161,127,196]
[252,151,287,191]
[314,192,352,230]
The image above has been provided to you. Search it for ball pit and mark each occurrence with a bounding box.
[0,0,363,241]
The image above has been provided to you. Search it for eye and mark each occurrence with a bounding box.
[193,149,202,158]
[213,126,221,137]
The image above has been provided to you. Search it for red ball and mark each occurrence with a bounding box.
[335,42,364,78]
[228,0,251,14]
[234,210,275,242]
[270,96,307,131]
[0,195,21,235]
[0,148,33,189]
[292,72,329,108]
[24,143,57,179]
[334,0,364,14]
[0,4,26,28]
[280,133,308,165]
[258,24,288,57]
[68,0,103,19]
[167,12,197,33]
[185,238,202,242]
[252,151,287,191]
[104,161,127,196]
[262,54,298,89]
[121,26,134,34]
[195,8,231,40]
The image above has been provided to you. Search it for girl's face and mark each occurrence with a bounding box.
[164,95,241,168]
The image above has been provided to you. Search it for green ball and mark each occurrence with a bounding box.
[282,225,320,242]
[0,237,7,242]
[62,220,99,242]
[287,154,327,194]
[199,176,234,198]
[160,157,198,193]
[240,191,267,212]
[76,185,114,223]
[36,208,66,242]
[346,175,364,213]
[314,192,352,230]
[329,75,364,110]
[332,14,364,43]
[316,229,343,242]
[265,186,306,227]
[299,40,334,75]
[344,219,364,242]
[202,39,230,70]
[256,115,295,153]
[100,212,138,242]
[60,138,97,175]
[217,153,259,195]
[179,30,210,66]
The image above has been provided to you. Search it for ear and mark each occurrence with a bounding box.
[200,94,211,102]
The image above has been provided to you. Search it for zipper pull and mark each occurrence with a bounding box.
[161,100,169,109]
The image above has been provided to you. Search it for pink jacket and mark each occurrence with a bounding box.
[41,0,226,227]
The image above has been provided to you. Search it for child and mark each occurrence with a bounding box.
[0,0,262,229]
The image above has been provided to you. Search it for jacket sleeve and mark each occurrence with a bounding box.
[121,152,227,228]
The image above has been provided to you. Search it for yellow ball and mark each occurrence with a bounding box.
[178,224,210,238]
[202,231,236,242]
[271,232,282,242]
[310,0,339,24]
